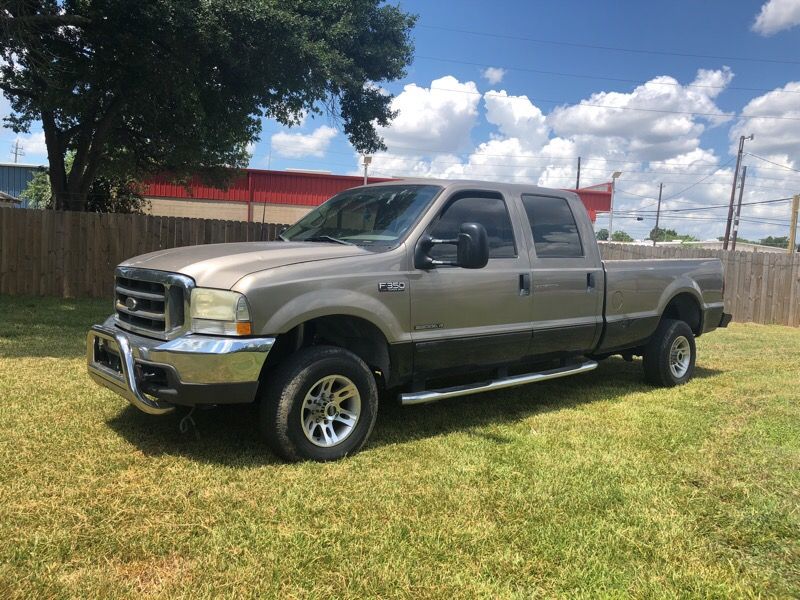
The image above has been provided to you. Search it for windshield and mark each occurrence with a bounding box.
[282,185,441,247]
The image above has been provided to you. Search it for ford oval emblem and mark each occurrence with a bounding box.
[125,297,138,311]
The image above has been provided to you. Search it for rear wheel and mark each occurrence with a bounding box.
[259,345,379,462]
[642,318,696,387]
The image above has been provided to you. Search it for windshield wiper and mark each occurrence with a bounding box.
[303,235,354,246]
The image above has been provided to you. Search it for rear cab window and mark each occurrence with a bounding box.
[521,194,584,258]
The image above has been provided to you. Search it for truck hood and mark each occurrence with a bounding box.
[120,241,370,288]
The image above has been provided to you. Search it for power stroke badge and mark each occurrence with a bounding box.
[378,281,406,293]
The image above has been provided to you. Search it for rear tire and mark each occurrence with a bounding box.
[259,345,379,462]
[642,318,696,387]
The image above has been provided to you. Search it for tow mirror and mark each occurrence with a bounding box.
[414,222,490,270]
[456,222,490,268]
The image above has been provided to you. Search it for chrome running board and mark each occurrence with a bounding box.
[400,360,598,406]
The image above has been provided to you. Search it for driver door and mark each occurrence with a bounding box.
[409,190,533,376]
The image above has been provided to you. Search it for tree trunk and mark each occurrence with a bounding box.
[41,111,69,211]
[63,98,122,211]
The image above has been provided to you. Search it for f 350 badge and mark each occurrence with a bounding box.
[378,281,406,292]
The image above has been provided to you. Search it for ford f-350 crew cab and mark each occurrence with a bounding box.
[87,180,731,461]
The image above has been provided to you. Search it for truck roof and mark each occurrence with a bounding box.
[365,178,578,199]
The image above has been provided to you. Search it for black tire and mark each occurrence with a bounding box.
[642,318,696,387]
[259,345,379,462]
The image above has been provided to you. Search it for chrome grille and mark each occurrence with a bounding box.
[113,268,194,340]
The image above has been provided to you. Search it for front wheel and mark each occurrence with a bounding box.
[642,318,696,387]
[259,346,379,462]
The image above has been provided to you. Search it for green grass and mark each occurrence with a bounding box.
[1,295,798,598]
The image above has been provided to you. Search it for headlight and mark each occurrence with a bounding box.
[190,288,253,336]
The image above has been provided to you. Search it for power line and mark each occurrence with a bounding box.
[418,23,800,66]
[663,157,738,200]
[618,197,794,214]
[745,153,800,173]
[324,147,800,173]
[416,55,800,95]
[614,213,790,226]
[423,85,800,122]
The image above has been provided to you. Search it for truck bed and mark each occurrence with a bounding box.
[597,258,726,353]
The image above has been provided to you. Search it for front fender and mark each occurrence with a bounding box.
[260,289,408,344]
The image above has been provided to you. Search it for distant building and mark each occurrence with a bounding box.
[681,240,786,253]
[0,162,45,207]
[142,169,612,225]
[0,190,21,208]
[599,239,787,253]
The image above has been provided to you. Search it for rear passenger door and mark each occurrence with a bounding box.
[410,190,532,375]
[521,194,603,357]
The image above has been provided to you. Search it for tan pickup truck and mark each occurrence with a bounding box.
[88,180,730,461]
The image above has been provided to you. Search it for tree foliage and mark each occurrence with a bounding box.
[649,227,697,243]
[611,230,633,242]
[20,154,148,213]
[0,0,416,210]
[595,228,609,241]
[758,236,790,248]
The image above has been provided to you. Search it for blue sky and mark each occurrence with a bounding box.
[3,0,800,240]
[261,0,800,241]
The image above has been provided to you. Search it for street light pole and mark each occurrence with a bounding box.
[723,134,753,250]
[363,155,372,185]
[609,171,622,238]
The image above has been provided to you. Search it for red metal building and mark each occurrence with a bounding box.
[143,169,611,223]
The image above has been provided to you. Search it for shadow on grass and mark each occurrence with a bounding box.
[0,295,109,358]
[106,357,723,466]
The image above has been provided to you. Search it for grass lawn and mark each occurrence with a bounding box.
[1,295,798,598]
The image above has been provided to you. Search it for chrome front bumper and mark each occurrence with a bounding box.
[87,317,275,415]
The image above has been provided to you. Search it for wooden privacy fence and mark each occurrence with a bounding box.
[0,208,798,326]
[0,208,286,299]
[600,243,800,328]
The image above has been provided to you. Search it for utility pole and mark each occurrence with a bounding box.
[724,134,753,249]
[362,155,372,185]
[575,156,581,189]
[653,182,663,247]
[731,166,747,252]
[789,194,799,254]
[10,140,24,163]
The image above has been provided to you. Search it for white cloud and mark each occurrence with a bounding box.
[730,81,800,166]
[3,131,48,164]
[483,90,549,147]
[752,0,800,35]
[349,68,797,241]
[547,68,734,161]
[270,125,337,158]
[481,67,506,85]
[377,75,481,154]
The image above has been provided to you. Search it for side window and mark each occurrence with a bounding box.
[429,195,516,260]
[522,195,584,258]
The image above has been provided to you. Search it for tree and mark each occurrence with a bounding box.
[758,236,789,248]
[649,227,697,243]
[611,230,633,242]
[596,228,609,241]
[20,156,148,213]
[1,1,416,211]
[18,168,51,209]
